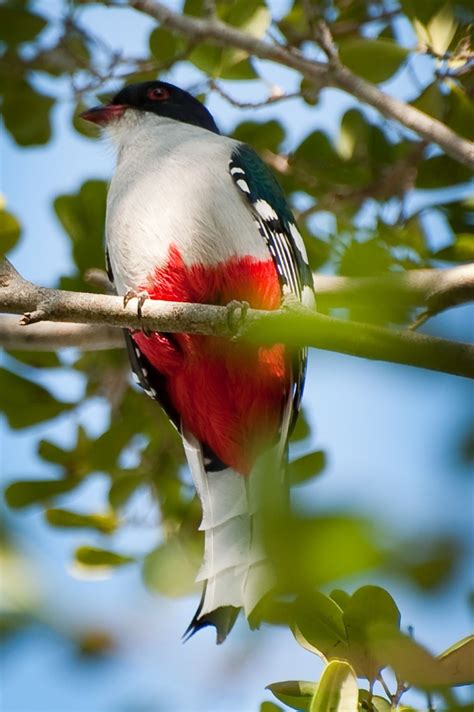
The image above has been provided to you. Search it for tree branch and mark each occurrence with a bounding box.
[314,265,474,313]
[0,315,123,351]
[1,259,473,379]
[127,0,474,169]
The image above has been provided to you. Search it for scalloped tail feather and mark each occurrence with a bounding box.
[182,430,274,643]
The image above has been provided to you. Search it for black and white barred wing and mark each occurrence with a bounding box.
[229,144,315,427]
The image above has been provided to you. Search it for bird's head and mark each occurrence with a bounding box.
[80,81,219,134]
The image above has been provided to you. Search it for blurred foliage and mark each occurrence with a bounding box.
[1,0,473,709]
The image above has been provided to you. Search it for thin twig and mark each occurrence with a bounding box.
[209,81,300,109]
[126,0,474,169]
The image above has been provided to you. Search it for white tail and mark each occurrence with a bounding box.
[182,430,274,635]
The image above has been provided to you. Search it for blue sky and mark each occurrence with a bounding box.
[1,2,473,711]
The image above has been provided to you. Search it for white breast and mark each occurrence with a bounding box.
[105,115,269,295]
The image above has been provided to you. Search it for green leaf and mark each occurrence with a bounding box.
[0,7,46,44]
[435,234,474,261]
[438,635,474,685]
[411,82,445,121]
[342,586,401,681]
[310,660,358,712]
[339,240,392,277]
[143,537,201,597]
[371,628,442,688]
[75,546,134,568]
[2,81,54,146]
[294,592,349,660]
[426,2,457,54]
[232,120,285,153]
[268,514,381,594]
[0,209,21,256]
[329,590,351,611]
[338,39,409,83]
[416,155,472,189]
[267,681,316,712]
[359,690,391,711]
[54,180,107,286]
[108,473,144,510]
[288,451,326,486]
[4,478,77,509]
[260,703,284,712]
[189,43,222,76]
[0,368,71,429]
[149,27,180,62]
[446,83,474,141]
[337,109,369,161]
[7,350,61,369]
[45,508,118,534]
[189,43,257,80]
[290,409,311,442]
[218,0,270,37]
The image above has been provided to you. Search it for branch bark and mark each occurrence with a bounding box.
[1,259,473,379]
[128,0,474,169]
[0,315,123,351]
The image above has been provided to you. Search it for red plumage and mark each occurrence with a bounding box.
[132,245,290,474]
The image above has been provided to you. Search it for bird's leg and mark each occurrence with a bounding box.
[123,288,152,335]
[123,288,150,319]
[225,299,249,335]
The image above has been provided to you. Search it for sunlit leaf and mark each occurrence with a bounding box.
[426,3,457,54]
[260,702,284,712]
[359,690,391,711]
[310,660,358,712]
[45,508,118,534]
[329,590,351,611]
[438,635,474,685]
[75,546,134,567]
[337,109,369,161]
[294,591,349,660]
[267,680,316,712]
[342,586,400,681]
[149,27,181,62]
[0,209,21,256]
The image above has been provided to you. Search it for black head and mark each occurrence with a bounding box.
[81,81,220,134]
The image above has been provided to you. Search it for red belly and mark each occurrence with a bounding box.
[132,245,289,474]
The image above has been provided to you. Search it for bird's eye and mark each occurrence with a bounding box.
[147,87,170,102]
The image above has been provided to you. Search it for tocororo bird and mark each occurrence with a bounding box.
[81,81,315,643]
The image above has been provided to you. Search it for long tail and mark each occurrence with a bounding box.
[182,429,275,643]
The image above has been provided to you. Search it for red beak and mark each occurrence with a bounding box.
[80,104,127,125]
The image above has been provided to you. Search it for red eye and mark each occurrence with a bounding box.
[147,87,170,101]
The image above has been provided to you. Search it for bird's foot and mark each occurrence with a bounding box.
[225,299,249,335]
[123,288,152,335]
[281,291,303,312]
[123,288,150,319]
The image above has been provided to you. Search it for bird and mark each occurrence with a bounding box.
[81,80,315,643]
